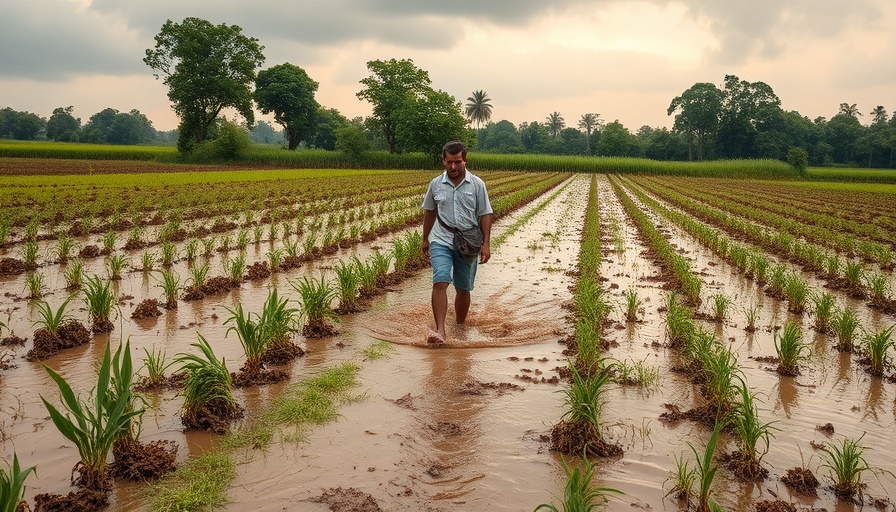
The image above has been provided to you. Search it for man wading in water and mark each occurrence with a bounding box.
[421,141,493,345]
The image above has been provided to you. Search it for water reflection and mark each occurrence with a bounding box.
[775,376,798,418]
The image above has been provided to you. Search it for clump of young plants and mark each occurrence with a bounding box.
[106,253,128,280]
[819,435,874,499]
[26,297,91,361]
[535,452,622,512]
[774,321,810,376]
[333,260,362,314]
[175,334,243,433]
[861,325,894,377]
[64,259,85,290]
[624,288,641,323]
[708,293,730,322]
[0,453,37,512]
[40,341,145,496]
[723,377,774,481]
[551,362,622,458]
[811,292,836,333]
[24,271,44,300]
[224,301,288,386]
[830,307,860,352]
[743,302,759,332]
[689,422,723,512]
[259,288,303,366]
[157,270,180,310]
[83,274,116,333]
[291,275,339,338]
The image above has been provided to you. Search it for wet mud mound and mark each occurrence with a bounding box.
[720,450,769,481]
[131,299,163,319]
[133,372,186,393]
[781,467,819,496]
[309,487,383,512]
[755,500,796,512]
[231,364,289,388]
[0,257,31,275]
[33,488,108,512]
[91,319,114,334]
[110,438,178,481]
[0,335,27,346]
[78,245,101,259]
[261,340,305,366]
[245,261,271,280]
[26,320,91,361]
[182,400,244,434]
[550,419,623,458]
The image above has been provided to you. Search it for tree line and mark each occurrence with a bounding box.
[2,16,894,168]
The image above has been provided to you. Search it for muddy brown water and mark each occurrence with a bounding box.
[1,174,895,511]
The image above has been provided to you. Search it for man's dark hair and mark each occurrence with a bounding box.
[441,140,467,160]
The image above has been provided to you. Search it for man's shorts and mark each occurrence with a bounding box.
[430,242,477,291]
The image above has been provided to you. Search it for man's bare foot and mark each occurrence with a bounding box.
[426,330,445,346]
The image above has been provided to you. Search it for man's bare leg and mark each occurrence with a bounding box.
[455,288,471,324]
[429,282,450,343]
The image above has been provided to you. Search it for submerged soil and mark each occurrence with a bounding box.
[2,174,895,511]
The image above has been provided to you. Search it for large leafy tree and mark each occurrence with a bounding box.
[667,82,722,161]
[716,75,782,158]
[356,58,432,153]
[546,112,565,137]
[254,63,320,150]
[596,121,638,157]
[0,108,45,140]
[838,103,861,119]
[395,88,472,160]
[307,108,350,150]
[144,18,265,153]
[465,90,493,129]
[46,106,80,142]
[870,105,887,125]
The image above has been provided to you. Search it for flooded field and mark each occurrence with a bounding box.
[1,170,895,511]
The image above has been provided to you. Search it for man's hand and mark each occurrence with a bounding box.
[422,239,430,258]
[479,243,490,264]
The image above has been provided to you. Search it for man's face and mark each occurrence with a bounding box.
[442,151,465,179]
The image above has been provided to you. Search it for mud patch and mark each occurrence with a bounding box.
[78,245,101,259]
[754,500,796,512]
[720,450,769,481]
[182,400,244,433]
[781,467,819,496]
[0,257,30,275]
[550,419,623,458]
[231,365,290,388]
[33,488,108,512]
[261,340,305,366]
[388,393,417,410]
[131,299,163,319]
[109,438,178,481]
[309,486,383,512]
[458,380,525,396]
[0,335,26,346]
[26,321,92,361]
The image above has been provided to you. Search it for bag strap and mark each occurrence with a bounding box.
[433,202,459,234]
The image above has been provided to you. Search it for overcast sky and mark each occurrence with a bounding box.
[1,0,894,132]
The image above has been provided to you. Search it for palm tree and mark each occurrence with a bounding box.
[465,90,493,129]
[578,113,601,154]
[870,105,888,124]
[546,111,565,137]
[838,103,862,119]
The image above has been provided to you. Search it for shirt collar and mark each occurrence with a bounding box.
[440,169,471,185]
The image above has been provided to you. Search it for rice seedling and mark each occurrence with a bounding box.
[106,253,128,280]
[743,303,759,332]
[369,250,393,283]
[825,254,843,279]
[141,251,157,273]
[253,224,264,244]
[844,261,863,290]
[40,340,144,491]
[664,293,694,349]
[0,452,37,512]
[291,274,339,337]
[282,221,293,239]
[729,377,775,478]
[24,272,44,299]
[575,319,602,372]
[55,234,76,262]
[226,252,246,282]
[202,236,216,257]
[266,248,284,272]
[102,230,118,254]
[22,241,39,267]
[185,238,199,262]
[236,229,250,250]
[284,238,301,259]
[665,452,696,504]
[32,297,72,337]
[700,344,740,415]
[224,302,267,373]
[127,226,144,248]
[158,270,181,309]
[354,256,379,297]
[0,219,11,246]
[333,260,361,313]
[391,236,411,274]
[535,452,622,512]
[576,278,611,329]
[258,288,299,350]
[784,274,810,314]
[64,259,85,289]
[268,222,279,242]
[218,233,233,252]
[830,307,860,352]
[819,435,871,498]
[302,231,318,256]
[160,241,177,266]
[864,273,891,307]
[862,325,894,376]
[774,322,810,375]
[811,292,836,332]
[708,293,730,321]
[141,346,173,388]
[767,264,788,297]
[561,362,611,429]
[624,289,641,322]
[688,422,723,512]
[175,333,239,431]
[610,357,659,388]
[83,275,116,332]
[23,219,38,242]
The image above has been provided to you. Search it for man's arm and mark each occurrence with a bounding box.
[478,213,493,264]
[422,208,436,258]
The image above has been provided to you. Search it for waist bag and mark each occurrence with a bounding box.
[435,206,482,260]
